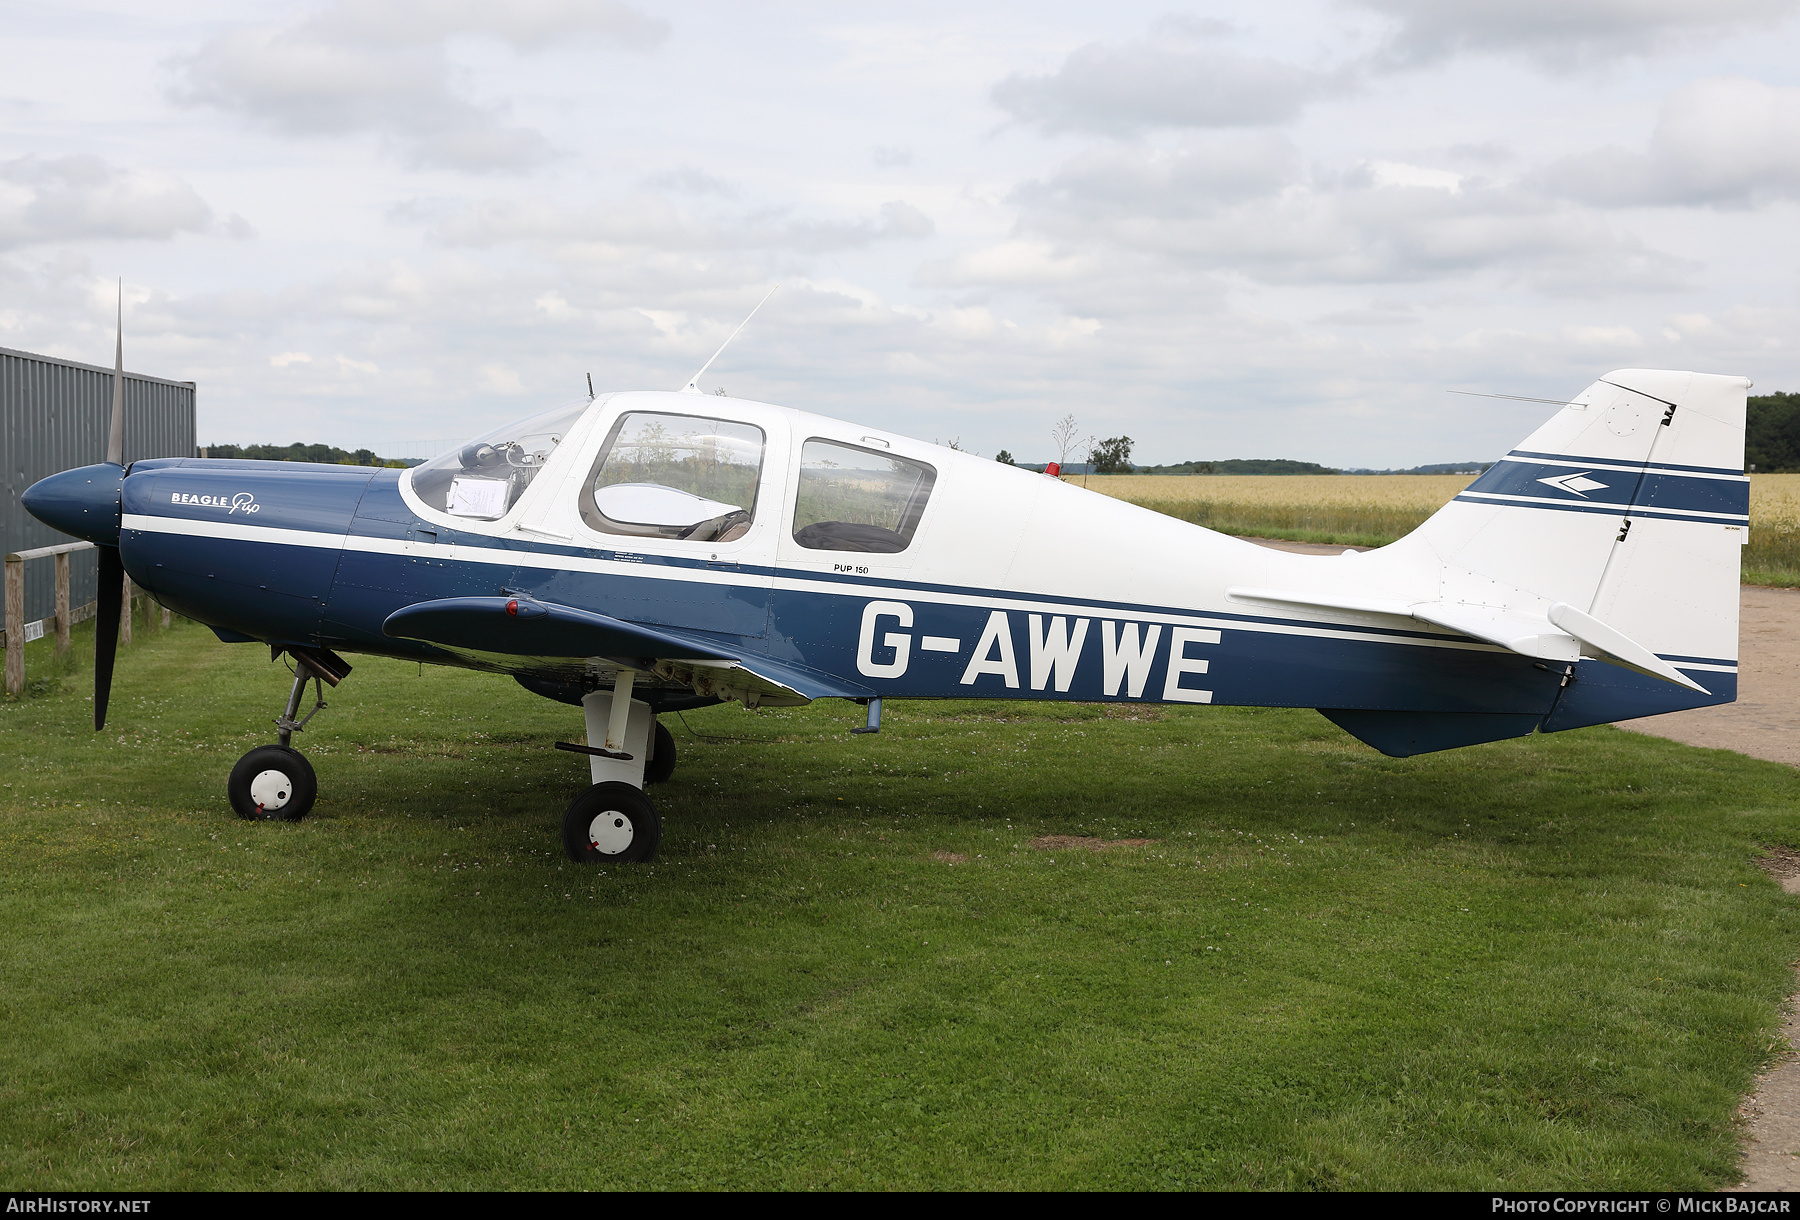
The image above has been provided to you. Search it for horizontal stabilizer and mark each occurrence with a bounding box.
[1228,585,1577,660]
[1228,585,1699,686]
[1408,604,1579,663]
[1548,602,1709,693]
[383,597,739,663]
[1226,587,1413,619]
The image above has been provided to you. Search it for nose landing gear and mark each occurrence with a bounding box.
[227,646,351,822]
[228,745,317,821]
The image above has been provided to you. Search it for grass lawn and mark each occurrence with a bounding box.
[3,619,1800,1189]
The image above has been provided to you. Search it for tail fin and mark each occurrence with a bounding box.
[1400,368,1749,728]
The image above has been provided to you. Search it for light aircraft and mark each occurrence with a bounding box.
[22,321,1749,864]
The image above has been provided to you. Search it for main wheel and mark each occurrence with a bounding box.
[643,721,677,785]
[228,745,317,821]
[562,782,661,863]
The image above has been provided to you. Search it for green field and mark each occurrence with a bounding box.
[3,619,1800,1189]
[1083,473,1800,587]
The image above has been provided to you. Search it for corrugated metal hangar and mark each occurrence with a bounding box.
[2,344,196,631]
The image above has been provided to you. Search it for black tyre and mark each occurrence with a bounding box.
[643,720,677,785]
[228,745,317,821]
[562,782,661,863]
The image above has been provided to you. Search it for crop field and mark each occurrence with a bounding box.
[1083,472,1800,586]
[3,619,1800,1189]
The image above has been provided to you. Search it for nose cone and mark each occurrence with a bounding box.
[21,463,125,547]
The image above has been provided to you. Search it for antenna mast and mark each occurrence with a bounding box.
[678,284,778,394]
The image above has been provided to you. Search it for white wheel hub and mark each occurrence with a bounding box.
[587,810,636,855]
[249,769,293,811]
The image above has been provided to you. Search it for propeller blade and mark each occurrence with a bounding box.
[94,544,123,730]
[106,279,124,466]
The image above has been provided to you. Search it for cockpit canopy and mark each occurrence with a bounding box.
[406,393,939,554]
[409,399,590,520]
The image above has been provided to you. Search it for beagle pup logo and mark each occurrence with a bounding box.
[170,490,261,514]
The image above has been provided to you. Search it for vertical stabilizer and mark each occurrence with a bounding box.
[1392,369,1749,727]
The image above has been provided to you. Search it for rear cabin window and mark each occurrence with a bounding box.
[791,440,936,554]
[581,411,765,541]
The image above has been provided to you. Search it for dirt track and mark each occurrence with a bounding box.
[1625,588,1800,1192]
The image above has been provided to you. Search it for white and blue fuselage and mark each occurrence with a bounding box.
[43,380,1736,762]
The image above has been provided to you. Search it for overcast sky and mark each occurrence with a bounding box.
[4,0,1799,466]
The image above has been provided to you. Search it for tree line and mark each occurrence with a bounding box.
[1748,392,1800,472]
[201,443,411,467]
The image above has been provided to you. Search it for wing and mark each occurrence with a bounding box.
[382,596,872,706]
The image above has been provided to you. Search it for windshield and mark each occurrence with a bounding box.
[409,399,592,520]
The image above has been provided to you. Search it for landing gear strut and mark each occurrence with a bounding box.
[561,669,662,862]
[227,647,350,822]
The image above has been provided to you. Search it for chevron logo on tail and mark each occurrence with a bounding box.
[1537,471,1609,497]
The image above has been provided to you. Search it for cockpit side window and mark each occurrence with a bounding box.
[791,440,936,554]
[580,411,766,542]
[409,400,590,520]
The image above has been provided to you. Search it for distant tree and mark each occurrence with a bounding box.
[995,449,1015,465]
[202,442,407,468]
[1748,391,1800,472]
[713,386,728,396]
[1090,436,1133,474]
[935,437,968,451]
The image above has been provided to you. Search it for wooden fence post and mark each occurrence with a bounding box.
[54,552,71,659]
[4,557,22,697]
[121,577,133,646]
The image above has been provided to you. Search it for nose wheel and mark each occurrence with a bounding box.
[562,782,661,863]
[228,745,317,821]
[224,647,347,824]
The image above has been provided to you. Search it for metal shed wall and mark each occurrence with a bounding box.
[2,345,196,625]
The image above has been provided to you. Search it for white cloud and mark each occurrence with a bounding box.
[1548,76,1800,206]
[423,193,936,254]
[918,240,1101,288]
[1003,142,1693,295]
[1009,135,1300,219]
[477,362,526,393]
[167,0,666,172]
[1352,0,1800,68]
[309,0,667,52]
[1366,160,1462,192]
[991,26,1329,136]
[0,156,212,250]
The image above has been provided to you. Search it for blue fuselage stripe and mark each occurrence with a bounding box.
[1505,450,1744,477]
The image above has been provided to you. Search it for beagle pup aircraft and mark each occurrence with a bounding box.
[24,350,1749,865]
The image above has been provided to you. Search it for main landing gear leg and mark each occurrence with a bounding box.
[561,670,661,863]
[227,646,351,822]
